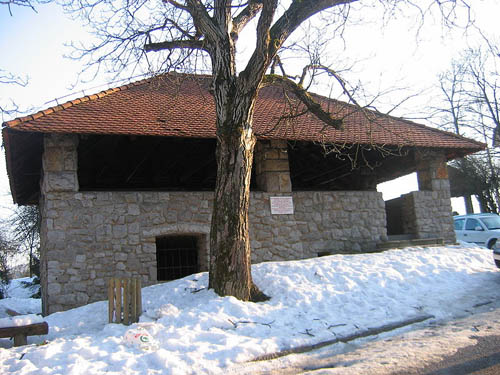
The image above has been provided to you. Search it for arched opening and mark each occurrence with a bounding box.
[156,235,200,281]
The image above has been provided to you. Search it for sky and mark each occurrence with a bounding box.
[1,0,499,219]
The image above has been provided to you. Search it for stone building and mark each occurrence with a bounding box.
[3,74,484,315]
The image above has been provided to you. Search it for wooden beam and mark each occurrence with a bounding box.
[0,322,49,347]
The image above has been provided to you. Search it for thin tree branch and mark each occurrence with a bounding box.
[163,0,190,12]
[144,39,207,52]
[268,0,357,58]
[262,74,343,129]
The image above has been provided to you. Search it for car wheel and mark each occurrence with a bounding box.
[488,239,498,250]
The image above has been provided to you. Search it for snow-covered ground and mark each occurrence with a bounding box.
[0,278,41,319]
[0,244,499,374]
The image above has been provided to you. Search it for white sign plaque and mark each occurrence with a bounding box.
[270,196,294,215]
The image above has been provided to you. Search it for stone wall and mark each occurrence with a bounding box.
[401,188,455,243]
[384,153,456,243]
[40,189,387,314]
[413,150,456,243]
[255,140,292,193]
[39,133,389,314]
[38,134,461,315]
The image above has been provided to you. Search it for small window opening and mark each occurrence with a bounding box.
[317,251,332,257]
[156,235,198,281]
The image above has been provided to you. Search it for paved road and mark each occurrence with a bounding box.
[228,300,500,375]
[390,335,500,375]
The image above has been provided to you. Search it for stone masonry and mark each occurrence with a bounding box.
[255,140,292,193]
[386,150,456,243]
[39,134,387,314]
[410,151,455,242]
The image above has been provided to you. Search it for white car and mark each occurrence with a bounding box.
[454,213,500,268]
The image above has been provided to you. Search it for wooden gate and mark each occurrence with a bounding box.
[108,278,142,325]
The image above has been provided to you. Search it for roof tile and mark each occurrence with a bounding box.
[2,73,484,152]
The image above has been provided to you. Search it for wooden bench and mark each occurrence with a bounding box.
[0,322,49,347]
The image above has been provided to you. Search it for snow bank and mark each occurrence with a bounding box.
[0,277,41,319]
[0,298,41,319]
[0,314,44,328]
[0,245,498,375]
[6,277,37,299]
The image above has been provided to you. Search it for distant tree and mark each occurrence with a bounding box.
[0,233,16,299]
[59,0,473,301]
[8,206,40,278]
[449,156,499,213]
[437,47,500,213]
[20,256,41,298]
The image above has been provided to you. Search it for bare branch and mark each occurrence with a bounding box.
[232,0,263,38]
[239,0,278,87]
[0,69,28,86]
[268,0,356,57]
[0,0,42,15]
[262,74,343,129]
[144,39,207,52]
[163,0,190,12]
[186,0,222,43]
[301,64,363,108]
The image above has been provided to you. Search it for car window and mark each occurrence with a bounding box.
[480,216,500,230]
[455,219,465,230]
[465,218,482,231]
[454,219,465,230]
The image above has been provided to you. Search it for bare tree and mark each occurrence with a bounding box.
[437,47,500,212]
[8,206,41,278]
[0,0,48,15]
[0,69,29,119]
[59,0,472,301]
[0,232,16,298]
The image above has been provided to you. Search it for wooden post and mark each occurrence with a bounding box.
[115,278,122,323]
[108,277,142,325]
[123,278,129,324]
[108,278,115,323]
[136,278,142,322]
[130,279,137,323]
[13,333,27,347]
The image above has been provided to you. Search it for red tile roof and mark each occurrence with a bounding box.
[2,73,484,151]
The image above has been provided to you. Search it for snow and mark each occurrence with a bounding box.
[0,278,41,319]
[0,315,44,328]
[0,244,499,375]
[5,278,38,299]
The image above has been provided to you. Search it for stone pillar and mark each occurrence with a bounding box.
[415,150,449,192]
[40,134,79,315]
[41,134,79,194]
[410,150,455,243]
[255,140,292,193]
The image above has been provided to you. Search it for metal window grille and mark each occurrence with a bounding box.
[156,236,198,281]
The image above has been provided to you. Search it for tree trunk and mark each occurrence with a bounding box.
[208,123,264,300]
[464,195,474,214]
[207,28,269,301]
